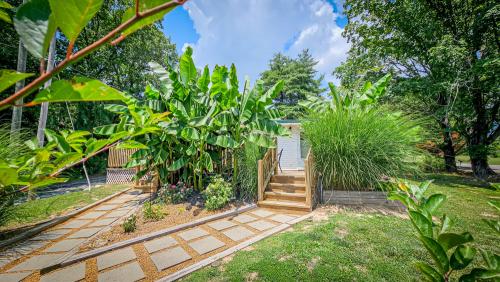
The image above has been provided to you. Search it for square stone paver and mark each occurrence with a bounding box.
[269,214,297,224]
[97,247,136,270]
[144,236,178,253]
[44,239,86,253]
[0,257,13,268]
[248,220,278,231]
[40,262,85,282]
[67,227,102,239]
[98,261,144,282]
[107,196,132,204]
[88,218,118,227]
[0,272,31,282]
[104,209,130,218]
[8,254,63,272]
[178,228,208,241]
[150,246,191,271]
[12,240,49,255]
[31,229,71,241]
[207,220,237,231]
[188,236,225,255]
[117,206,134,211]
[58,219,91,229]
[250,209,275,218]
[232,214,258,224]
[78,211,106,220]
[94,204,119,211]
[222,226,255,241]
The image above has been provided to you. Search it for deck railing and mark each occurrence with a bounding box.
[257,148,278,201]
[304,148,317,207]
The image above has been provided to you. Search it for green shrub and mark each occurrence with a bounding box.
[158,182,194,204]
[203,176,233,210]
[419,154,446,173]
[143,202,164,221]
[122,214,137,233]
[302,108,422,190]
[236,143,265,201]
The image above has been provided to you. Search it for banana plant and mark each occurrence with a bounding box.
[299,74,391,113]
[389,181,499,281]
[215,75,288,187]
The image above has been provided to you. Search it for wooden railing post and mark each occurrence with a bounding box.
[273,148,278,174]
[304,149,313,209]
[305,162,311,208]
[258,159,264,201]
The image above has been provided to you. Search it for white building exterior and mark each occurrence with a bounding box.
[277,120,308,170]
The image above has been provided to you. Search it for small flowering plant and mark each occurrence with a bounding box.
[159,182,194,204]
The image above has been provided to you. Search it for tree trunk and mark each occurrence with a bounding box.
[437,93,457,172]
[36,36,56,146]
[10,32,28,137]
[468,81,495,178]
[439,119,457,172]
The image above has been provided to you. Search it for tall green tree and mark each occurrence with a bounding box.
[260,49,324,119]
[336,0,499,178]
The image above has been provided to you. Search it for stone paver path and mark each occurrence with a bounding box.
[0,189,148,281]
[25,207,305,282]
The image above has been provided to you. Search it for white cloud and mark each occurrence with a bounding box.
[184,0,349,86]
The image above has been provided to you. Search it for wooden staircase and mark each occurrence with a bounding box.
[258,172,312,211]
[256,148,317,212]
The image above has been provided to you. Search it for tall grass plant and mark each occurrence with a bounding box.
[302,108,422,190]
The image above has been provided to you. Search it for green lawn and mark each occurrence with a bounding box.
[1,185,127,231]
[184,174,499,282]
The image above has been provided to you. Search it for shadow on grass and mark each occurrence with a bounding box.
[411,172,498,191]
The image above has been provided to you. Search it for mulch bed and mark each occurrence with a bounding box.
[78,201,246,252]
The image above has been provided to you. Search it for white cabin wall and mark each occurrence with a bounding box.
[277,125,302,170]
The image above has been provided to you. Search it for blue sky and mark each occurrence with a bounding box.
[162,0,349,85]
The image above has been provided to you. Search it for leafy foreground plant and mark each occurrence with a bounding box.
[203,176,233,210]
[389,181,499,281]
[0,0,186,200]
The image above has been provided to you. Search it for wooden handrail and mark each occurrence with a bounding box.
[257,148,278,201]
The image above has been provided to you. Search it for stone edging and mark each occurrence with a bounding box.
[157,212,314,282]
[0,187,132,250]
[46,204,257,271]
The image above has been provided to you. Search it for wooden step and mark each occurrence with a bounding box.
[265,191,306,202]
[268,182,305,193]
[258,200,311,212]
[271,175,305,184]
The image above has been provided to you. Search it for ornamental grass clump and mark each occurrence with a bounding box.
[303,108,422,190]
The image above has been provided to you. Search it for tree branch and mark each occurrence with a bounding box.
[0,0,187,111]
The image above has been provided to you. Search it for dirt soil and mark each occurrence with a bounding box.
[79,201,246,252]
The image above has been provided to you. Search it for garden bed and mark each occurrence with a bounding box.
[78,201,248,252]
